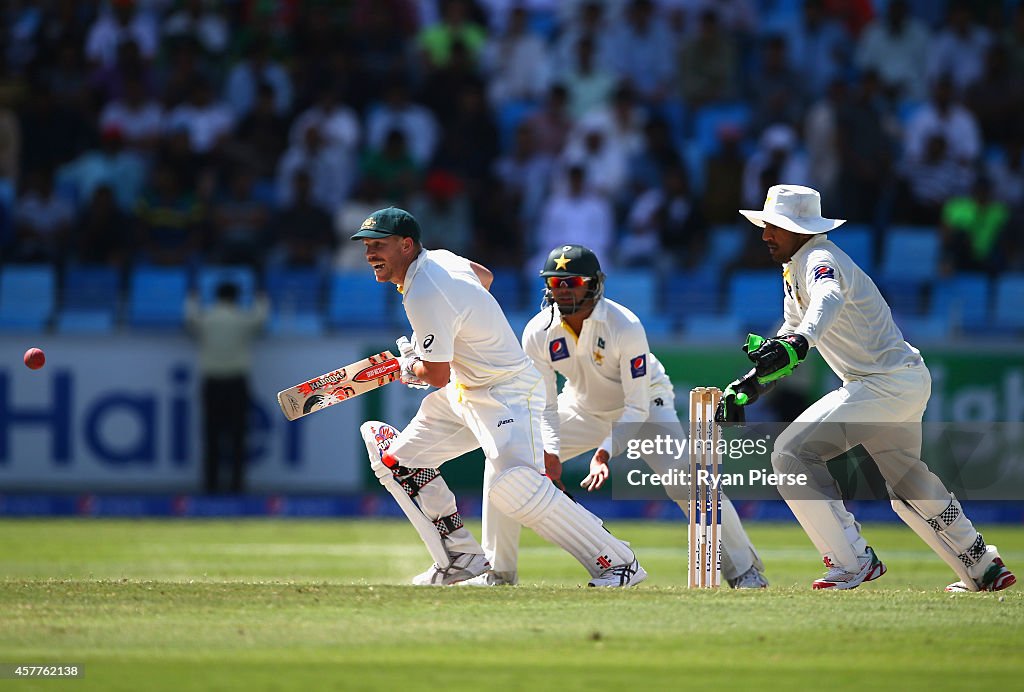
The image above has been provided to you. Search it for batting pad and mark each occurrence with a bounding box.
[489,466,634,578]
[891,493,985,590]
[361,421,482,568]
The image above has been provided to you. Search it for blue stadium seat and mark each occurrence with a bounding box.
[268,312,325,336]
[127,266,189,328]
[706,225,745,268]
[266,268,322,314]
[993,273,1024,329]
[327,270,391,328]
[490,268,523,313]
[197,266,256,307]
[57,265,121,334]
[0,265,56,331]
[832,224,875,275]
[929,274,989,333]
[604,271,657,324]
[879,226,941,283]
[726,270,784,333]
[892,314,949,343]
[877,279,927,316]
[665,269,721,326]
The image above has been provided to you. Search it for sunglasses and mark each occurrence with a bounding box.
[545,276,590,289]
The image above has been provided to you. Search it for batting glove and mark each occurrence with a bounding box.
[743,333,808,384]
[396,336,430,389]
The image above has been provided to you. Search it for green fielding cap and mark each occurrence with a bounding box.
[350,207,422,242]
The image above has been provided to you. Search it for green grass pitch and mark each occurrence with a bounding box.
[1,518,1022,691]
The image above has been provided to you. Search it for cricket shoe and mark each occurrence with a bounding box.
[458,570,518,586]
[946,557,1016,593]
[588,559,648,587]
[812,546,886,590]
[728,565,769,589]
[411,552,490,586]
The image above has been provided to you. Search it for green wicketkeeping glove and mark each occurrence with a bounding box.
[743,333,809,384]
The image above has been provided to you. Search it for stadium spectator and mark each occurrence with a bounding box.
[965,44,1024,150]
[895,134,972,225]
[804,79,847,205]
[276,124,353,216]
[561,35,617,119]
[209,168,270,268]
[223,35,293,119]
[987,137,1024,211]
[366,81,439,168]
[135,163,205,266]
[161,0,230,58]
[785,0,852,100]
[555,0,612,74]
[416,0,489,70]
[56,125,146,212]
[561,121,628,201]
[533,163,613,268]
[269,169,336,269]
[628,117,684,195]
[620,163,704,269]
[359,128,421,205]
[748,35,805,133]
[164,78,235,155]
[18,82,94,176]
[940,176,1010,275]
[10,167,73,264]
[834,70,899,224]
[223,83,289,181]
[524,83,572,157]
[155,36,209,109]
[483,5,552,106]
[419,40,487,124]
[855,0,931,101]
[288,84,361,167]
[99,73,164,153]
[742,124,809,209]
[72,184,130,268]
[493,121,554,233]
[605,0,675,103]
[1005,5,1024,77]
[677,9,739,109]
[432,82,500,194]
[408,169,473,255]
[84,0,159,68]
[703,124,746,225]
[926,2,992,95]
[903,74,981,167]
[89,38,156,106]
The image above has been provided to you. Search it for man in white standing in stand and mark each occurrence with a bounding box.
[352,207,646,587]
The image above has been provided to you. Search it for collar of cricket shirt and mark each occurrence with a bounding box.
[398,248,429,295]
[785,233,828,274]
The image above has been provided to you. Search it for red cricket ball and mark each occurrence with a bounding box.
[23,347,46,370]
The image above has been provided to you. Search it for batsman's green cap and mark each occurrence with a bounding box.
[350,207,421,242]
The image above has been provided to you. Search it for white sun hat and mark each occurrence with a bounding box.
[739,184,846,235]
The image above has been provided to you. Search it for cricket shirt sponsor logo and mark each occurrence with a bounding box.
[596,337,606,349]
[812,264,835,282]
[596,554,612,569]
[630,354,647,378]
[497,418,514,427]
[549,337,569,362]
[422,334,434,351]
[354,359,401,383]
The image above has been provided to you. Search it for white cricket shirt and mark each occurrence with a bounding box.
[522,297,673,456]
[780,234,922,380]
[402,249,532,388]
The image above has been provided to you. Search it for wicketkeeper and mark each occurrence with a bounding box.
[717,184,1015,592]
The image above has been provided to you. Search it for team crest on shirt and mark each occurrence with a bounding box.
[812,264,835,282]
[549,337,569,362]
[630,354,647,378]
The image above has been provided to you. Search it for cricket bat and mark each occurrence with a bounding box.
[277,350,400,421]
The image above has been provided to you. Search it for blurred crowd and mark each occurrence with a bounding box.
[1,0,1023,281]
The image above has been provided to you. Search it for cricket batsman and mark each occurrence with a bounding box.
[352,207,646,587]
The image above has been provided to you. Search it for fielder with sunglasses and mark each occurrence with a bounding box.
[467,244,767,587]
